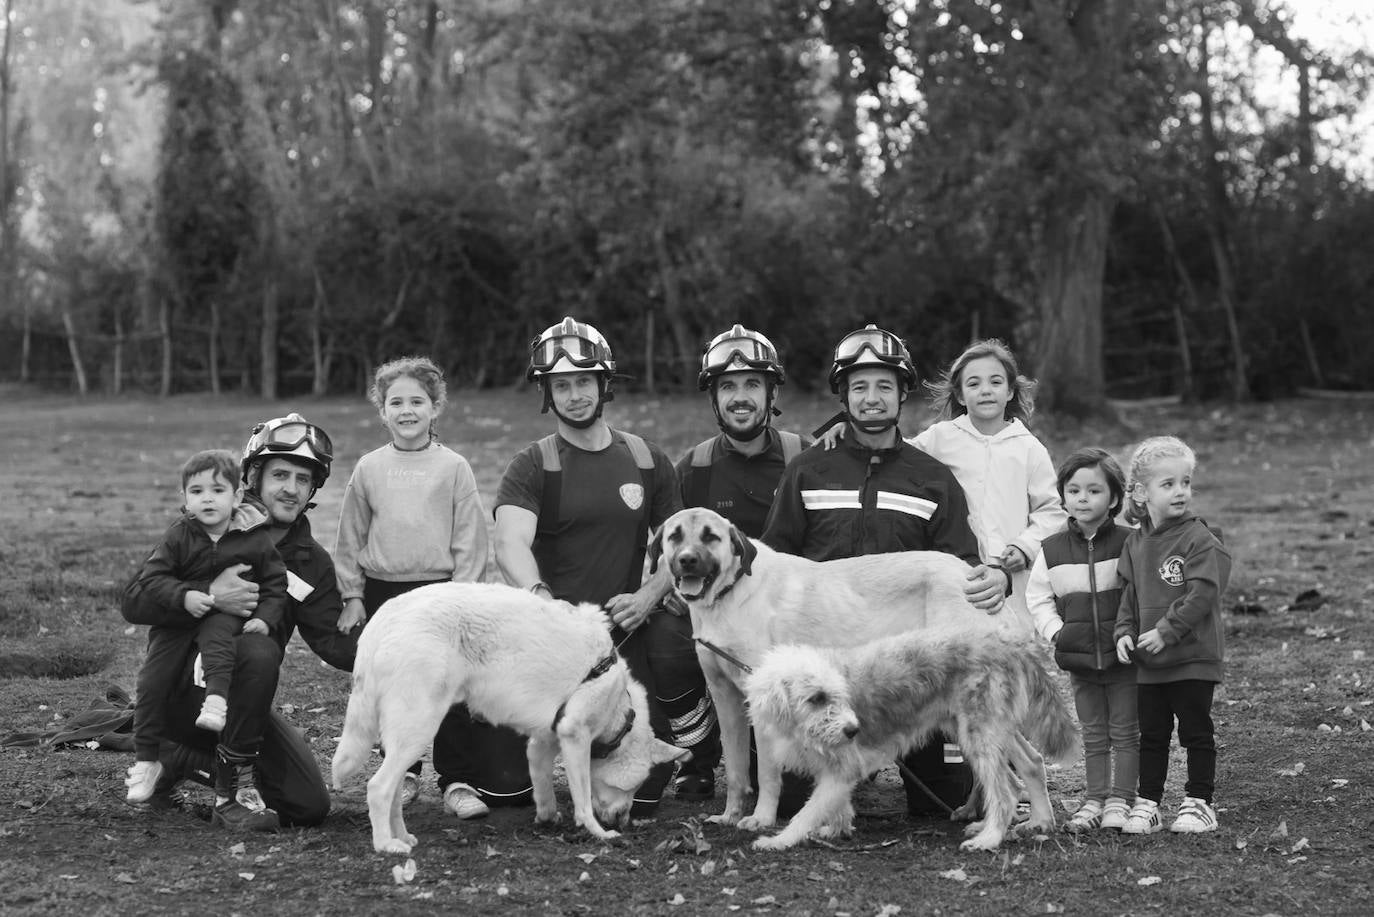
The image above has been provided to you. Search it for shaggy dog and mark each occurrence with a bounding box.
[648,507,1018,832]
[332,582,687,854]
[744,627,1079,851]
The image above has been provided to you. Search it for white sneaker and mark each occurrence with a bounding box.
[1170,796,1218,833]
[443,782,490,820]
[195,695,228,732]
[1064,800,1103,833]
[1121,797,1163,835]
[1100,796,1132,830]
[125,760,164,803]
[401,772,421,807]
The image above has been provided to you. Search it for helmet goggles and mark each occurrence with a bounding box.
[251,419,334,463]
[529,332,613,375]
[833,326,908,367]
[829,323,916,393]
[699,325,784,390]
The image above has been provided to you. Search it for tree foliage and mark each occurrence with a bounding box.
[0,0,1371,405]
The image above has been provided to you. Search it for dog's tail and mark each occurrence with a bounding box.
[1021,657,1080,767]
[330,671,378,790]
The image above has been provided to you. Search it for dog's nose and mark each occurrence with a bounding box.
[677,551,700,572]
[842,722,860,739]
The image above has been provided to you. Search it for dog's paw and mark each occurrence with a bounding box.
[1013,817,1055,836]
[958,833,1003,852]
[534,810,564,827]
[962,819,988,837]
[949,801,978,822]
[375,838,414,855]
[705,812,740,827]
[736,814,777,833]
[751,834,797,852]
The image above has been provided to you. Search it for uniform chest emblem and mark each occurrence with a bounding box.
[1158,554,1185,587]
[620,483,644,511]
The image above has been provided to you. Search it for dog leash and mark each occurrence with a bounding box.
[693,636,754,674]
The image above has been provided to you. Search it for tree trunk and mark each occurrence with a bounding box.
[208,299,221,395]
[1197,19,1249,400]
[160,297,172,397]
[260,277,278,399]
[1029,193,1113,417]
[311,268,328,396]
[60,308,89,395]
[112,313,124,396]
[651,225,693,391]
[1152,204,1196,401]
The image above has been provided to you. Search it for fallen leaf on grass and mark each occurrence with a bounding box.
[940,868,970,882]
[875,905,901,916]
[114,873,136,884]
[751,895,777,905]
[700,860,716,876]
[1277,763,1305,777]
[1270,821,1289,840]
[229,842,246,856]
[1362,719,1371,732]
[1137,876,1162,886]
[668,894,686,906]
[1331,779,1349,788]
[578,871,589,883]
[485,844,500,858]
[577,853,597,864]
[238,873,255,881]
[1291,838,1310,854]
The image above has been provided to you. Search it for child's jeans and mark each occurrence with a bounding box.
[1137,679,1216,804]
[1071,675,1139,802]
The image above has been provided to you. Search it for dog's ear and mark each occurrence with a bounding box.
[745,669,794,729]
[647,522,665,574]
[651,738,692,765]
[730,526,757,577]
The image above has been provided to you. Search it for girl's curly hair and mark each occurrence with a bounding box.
[369,356,447,442]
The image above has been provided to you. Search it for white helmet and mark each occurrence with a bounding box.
[526,317,616,381]
[241,413,333,491]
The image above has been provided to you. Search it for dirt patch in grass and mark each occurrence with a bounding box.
[1,392,1371,915]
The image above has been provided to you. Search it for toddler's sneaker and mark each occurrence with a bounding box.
[1063,800,1103,833]
[1121,797,1163,835]
[443,782,491,820]
[195,694,228,732]
[125,760,165,804]
[1170,796,1218,833]
[1099,796,1132,830]
[401,772,421,807]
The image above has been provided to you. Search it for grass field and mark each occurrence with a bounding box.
[1,387,1371,915]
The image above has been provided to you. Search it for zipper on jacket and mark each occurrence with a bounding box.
[857,453,880,556]
[1086,531,1102,669]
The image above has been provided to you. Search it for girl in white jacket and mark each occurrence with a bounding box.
[913,339,1065,632]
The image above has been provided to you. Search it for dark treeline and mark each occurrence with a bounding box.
[1,1,1370,413]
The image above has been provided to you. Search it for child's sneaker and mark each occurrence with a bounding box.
[1064,800,1103,833]
[125,760,164,803]
[1170,796,1218,833]
[401,772,421,807]
[1121,797,1163,835]
[195,694,228,732]
[1099,796,1132,830]
[443,782,491,819]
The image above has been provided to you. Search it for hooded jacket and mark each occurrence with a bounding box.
[1113,513,1231,684]
[121,501,288,634]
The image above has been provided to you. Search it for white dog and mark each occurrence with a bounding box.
[648,507,1014,832]
[331,582,687,854]
[745,628,1079,851]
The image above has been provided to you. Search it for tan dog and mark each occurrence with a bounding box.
[332,582,687,854]
[648,507,1012,833]
[745,628,1078,851]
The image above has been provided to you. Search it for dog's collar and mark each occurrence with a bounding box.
[709,567,747,603]
[590,704,635,759]
[551,651,621,734]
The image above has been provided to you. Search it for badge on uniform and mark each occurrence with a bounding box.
[620,483,644,510]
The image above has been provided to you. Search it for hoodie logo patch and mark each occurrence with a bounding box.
[1158,555,1185,587]
[620,483,644,511]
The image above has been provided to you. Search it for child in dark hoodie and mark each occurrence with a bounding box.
[1114,435,1232,835]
